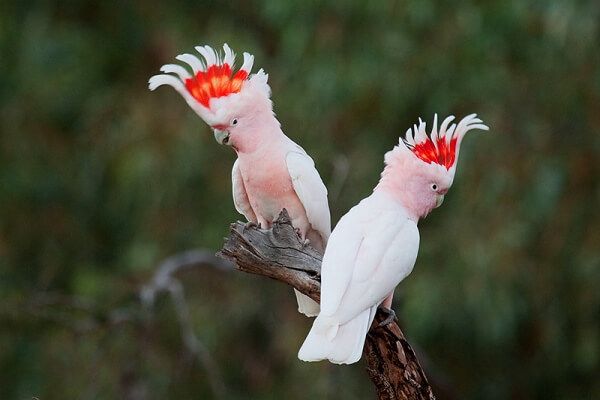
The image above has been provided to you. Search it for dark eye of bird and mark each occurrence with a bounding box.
[432,184,437,190]
[232,118,238,125]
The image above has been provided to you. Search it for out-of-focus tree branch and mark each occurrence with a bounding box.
[141,249,231,399]
[217,210,436,400]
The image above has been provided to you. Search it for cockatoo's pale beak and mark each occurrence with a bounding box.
[435,194,445,208]
[213,129,230,145]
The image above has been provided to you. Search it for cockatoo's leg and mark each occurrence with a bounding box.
[293,225,311,247]
[243,221,261,232]
[381,292,394,309]
[377,292,396,327]
[259,217,272,229]
[246,216,271,232]
[300,235,311,247]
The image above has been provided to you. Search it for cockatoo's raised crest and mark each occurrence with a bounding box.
[149,44,262,122]
[184,45,253,107]
[402,114,489,170]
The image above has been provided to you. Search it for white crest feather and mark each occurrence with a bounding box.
[438,115,456,144]
[148,74,181,92]
[159,64,191,81]
[200,45,217,66]
[240,52,254,73]
[453,113,489,143]
[222,43,235,66]
[404,127,413,146]
[430,114,439,143]
[175,53,204,74]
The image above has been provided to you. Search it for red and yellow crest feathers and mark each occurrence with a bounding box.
[148,43,255,111]
[402,114,489,171]
[410,130,458,170]
[184,45,253,107]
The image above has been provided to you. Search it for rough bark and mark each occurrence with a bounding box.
[217,210,436,400]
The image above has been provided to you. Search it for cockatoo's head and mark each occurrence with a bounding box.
[378,114,488,220]
[149,44,274,150]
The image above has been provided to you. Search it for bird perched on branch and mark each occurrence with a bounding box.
[298,114,489,364]
[149,44,330,316]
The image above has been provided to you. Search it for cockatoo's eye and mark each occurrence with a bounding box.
[231,118,238,126]
[431,183,438,191]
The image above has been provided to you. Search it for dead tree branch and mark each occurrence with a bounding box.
[141,249,230,399]
[217,210,436,400]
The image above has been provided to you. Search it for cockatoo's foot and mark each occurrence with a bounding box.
[377,307,397,327]
[294,228,310,246]
[243,221,261,233]
[294,228,310,247]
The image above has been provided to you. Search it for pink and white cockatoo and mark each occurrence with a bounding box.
[148,44,330,316]
[298,114,488,364]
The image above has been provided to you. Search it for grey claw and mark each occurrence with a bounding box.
[294,228,310,247]
[243,221,260,233]
[377,307,397,327]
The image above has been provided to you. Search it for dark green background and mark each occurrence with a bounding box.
[1,1,598,399]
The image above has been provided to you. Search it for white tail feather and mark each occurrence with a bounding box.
[298,307,376,364]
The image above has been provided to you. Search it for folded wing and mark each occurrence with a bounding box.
[286,150,331,243]
[232,159,256,222]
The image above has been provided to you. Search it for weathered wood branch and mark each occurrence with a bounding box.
[217,210,436,400]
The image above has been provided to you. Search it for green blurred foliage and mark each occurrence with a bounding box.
[1,0,599,399]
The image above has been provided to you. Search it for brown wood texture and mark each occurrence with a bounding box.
[217,210,436,400]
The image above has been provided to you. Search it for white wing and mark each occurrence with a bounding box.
[286,150,331,242]
[319,193,419,321]
[318,205,367,317]
[232,159,256,222]
[353,219,419,317]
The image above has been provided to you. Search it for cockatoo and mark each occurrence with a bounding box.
[298,114,488,364]
[148,44,330,316]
